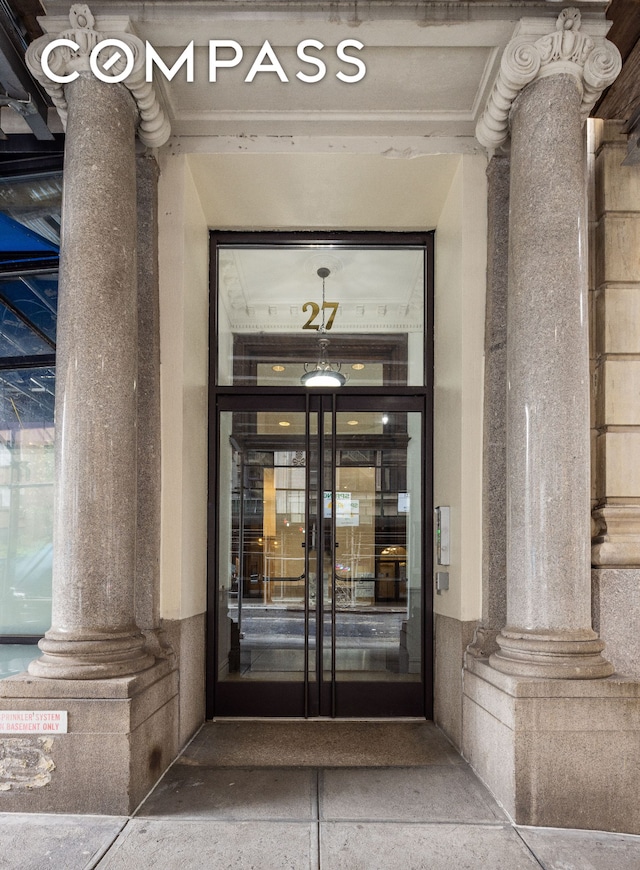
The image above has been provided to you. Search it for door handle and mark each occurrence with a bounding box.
[302,524,317,550]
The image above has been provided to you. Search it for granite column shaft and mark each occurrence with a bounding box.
[467,154,509,659]
[29,73,154,679]
[135,151,172,659]
[491,73,612,678]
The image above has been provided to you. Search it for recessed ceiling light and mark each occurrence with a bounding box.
[272,364,285,372]
[351,363,365,371]
[279,421,291,427]
[347,420,359,426]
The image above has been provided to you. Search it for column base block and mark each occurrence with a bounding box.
[28,631,156,680]
[490,627,614,679]
[462,656,640,834]
[0,659,179,815]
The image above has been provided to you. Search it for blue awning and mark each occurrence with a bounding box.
[0,213,59,267]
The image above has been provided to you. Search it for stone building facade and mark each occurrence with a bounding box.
[0,0,639,834]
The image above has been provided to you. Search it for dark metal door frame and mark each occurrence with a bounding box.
[207,230,434,720]
[209,391,430,718]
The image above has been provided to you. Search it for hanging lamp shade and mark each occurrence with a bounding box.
[301,338,346,387]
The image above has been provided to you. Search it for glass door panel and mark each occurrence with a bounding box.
[329,411,422,681]
[216,407,313,716]
[214,396,426,717]
[321,405,424,716]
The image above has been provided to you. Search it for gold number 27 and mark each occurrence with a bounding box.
[302,301,339,330]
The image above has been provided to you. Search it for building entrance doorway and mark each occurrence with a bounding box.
[213,393,427,716]
[208,233,433,718]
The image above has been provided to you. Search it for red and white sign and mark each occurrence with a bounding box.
[0,711,68,734]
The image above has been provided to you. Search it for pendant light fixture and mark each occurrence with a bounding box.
[301,267,346,387]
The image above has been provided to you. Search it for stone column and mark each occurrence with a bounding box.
[24,6,170,679]
[476,8,621,678]
[135,150,168,655]
[467,154,509,659]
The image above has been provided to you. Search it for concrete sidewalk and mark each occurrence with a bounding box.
[2,722,640,869]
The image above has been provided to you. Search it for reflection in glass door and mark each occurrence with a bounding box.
[213,395,427,717]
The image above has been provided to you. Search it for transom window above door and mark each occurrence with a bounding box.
[212,234,429,388]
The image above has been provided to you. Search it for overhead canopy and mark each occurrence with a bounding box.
[0,170,59,427]
[0,212,59,269]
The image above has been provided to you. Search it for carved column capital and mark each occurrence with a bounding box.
[25,4,170,148]
[476,7,621,151]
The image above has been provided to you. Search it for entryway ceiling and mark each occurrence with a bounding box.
[4,2,640,149]
[11,1,612,151]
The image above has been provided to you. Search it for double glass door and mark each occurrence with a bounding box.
[213,393,428,717]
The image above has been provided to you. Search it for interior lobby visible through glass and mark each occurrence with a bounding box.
[216,245,425,388]
[213,238,429,716]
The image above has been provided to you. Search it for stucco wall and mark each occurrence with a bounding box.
[158,153,209,621]
[433,154,487,624]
